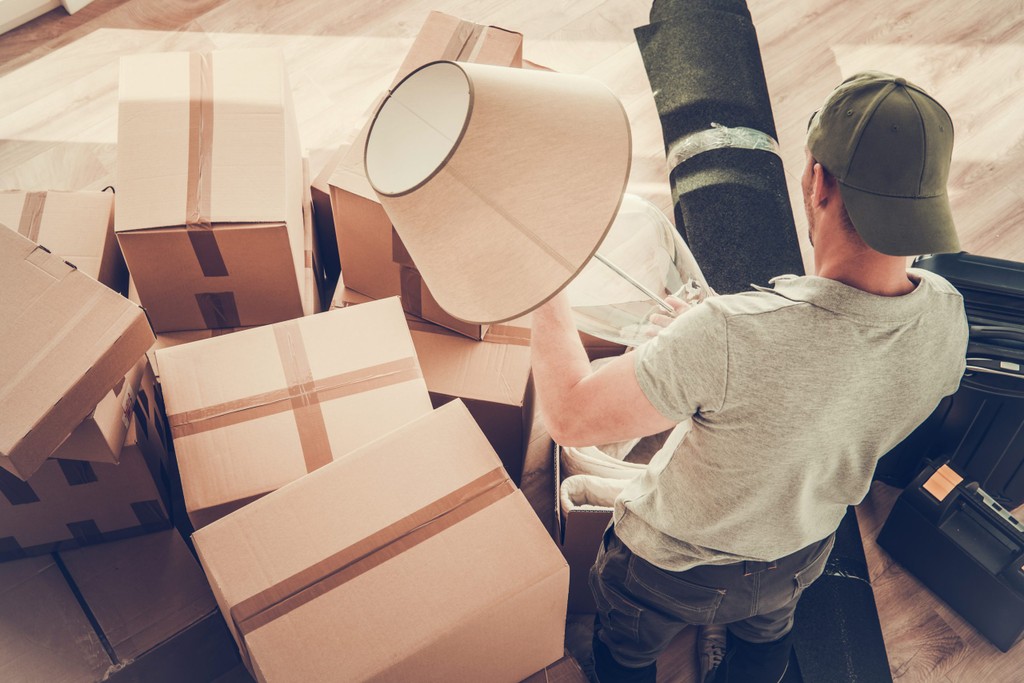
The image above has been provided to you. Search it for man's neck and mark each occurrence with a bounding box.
[815,242,915,297]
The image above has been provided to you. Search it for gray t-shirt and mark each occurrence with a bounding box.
[614,269,968,571]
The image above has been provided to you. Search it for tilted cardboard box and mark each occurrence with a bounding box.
[329,10,523,339]
[193,400,568,683]
[158,298,433,529]
[49,356,146,464]
[0,225,154,480]
[0,189,126,293]
[116,48,307,332]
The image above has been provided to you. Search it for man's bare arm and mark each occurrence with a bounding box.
[531,291,678,446]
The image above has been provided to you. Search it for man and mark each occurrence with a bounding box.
[530,72,969,682]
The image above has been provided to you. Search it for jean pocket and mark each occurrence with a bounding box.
[625,555,726,623]
[593,578,644,642]
[791,534,836,599]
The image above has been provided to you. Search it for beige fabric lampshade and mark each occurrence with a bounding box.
[364,60,632,324]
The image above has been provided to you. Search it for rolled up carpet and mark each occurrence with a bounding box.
[791,507,894,682]
[635,1,805,294]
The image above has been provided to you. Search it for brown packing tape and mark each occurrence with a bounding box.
[400,267,423,319]
[0,466,39,505]
[17,191,46,242]
[230,467,514,640]
[186,52,228,278]
[167,357,422,440]
[391,227,414,268]
[441,21,484,61]
[195,292,241,328]
[273,321,332,473]
[484,324,532,347]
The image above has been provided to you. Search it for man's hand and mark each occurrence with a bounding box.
[644,295,691,338]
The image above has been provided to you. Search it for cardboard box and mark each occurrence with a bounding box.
[49,356,146,464]
[329,11,523,339]
[116,48,307,332]
[0,189,126,293]
[0,531,242,683]
[158,298,433,529]
[0,225,155,480]
[522,655,589,683]
[554,446,613,614]
[193,400,567,683]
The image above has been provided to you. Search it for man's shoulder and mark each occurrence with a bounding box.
[705,286,807,320]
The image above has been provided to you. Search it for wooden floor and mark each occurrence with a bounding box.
[2,0,1022,681]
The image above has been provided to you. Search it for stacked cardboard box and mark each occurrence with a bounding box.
[194,401,567,682]
[328,11,523,339]
[0,225,154,481]
[0,530,240,682]
[116,48,310,332]
[158,298,433,529]
[0,189,126,293]
[0,357,172,561]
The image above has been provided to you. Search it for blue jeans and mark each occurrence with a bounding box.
[589,525,835,683]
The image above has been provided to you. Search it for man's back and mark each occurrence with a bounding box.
[613,268,968,569]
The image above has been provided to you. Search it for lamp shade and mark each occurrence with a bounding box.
[364,60,632,324]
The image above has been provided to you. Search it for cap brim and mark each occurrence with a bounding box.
[838,183,961,256]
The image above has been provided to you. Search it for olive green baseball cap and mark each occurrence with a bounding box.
[807,71,960,256]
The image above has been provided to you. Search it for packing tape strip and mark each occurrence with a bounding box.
[230,467,514,640]
[391,227,415,268]
[483,323,532,346]
[195,292,241,328]
[167,356,422,440]
[186,52,228,278]
[666,122,780,172]
[17,191,46,242]
[0,466,39,504]
[443,21,484,61]
[273,321,333,473]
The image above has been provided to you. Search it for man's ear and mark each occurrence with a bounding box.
[810,161,830,208]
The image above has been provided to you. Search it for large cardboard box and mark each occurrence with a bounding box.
[0,189,126,293]
[329,11,523,339]
[49,356,146,464]
[0,225,155,480]
[116,48,307,332]
[0,530,241,683]
[193,401,568,683]
[0,372,172,561]
[158,298,433,529]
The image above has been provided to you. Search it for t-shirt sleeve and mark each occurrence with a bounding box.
[632,300,728,421]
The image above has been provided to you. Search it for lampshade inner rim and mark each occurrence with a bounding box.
[364,61,472,196]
